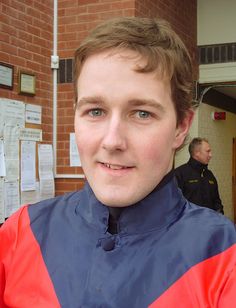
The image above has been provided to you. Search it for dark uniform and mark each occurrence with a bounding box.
[174,157,224,213]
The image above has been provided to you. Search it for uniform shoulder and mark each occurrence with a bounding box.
[183,203,236,242]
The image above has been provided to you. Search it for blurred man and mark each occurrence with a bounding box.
[175,137,224,213]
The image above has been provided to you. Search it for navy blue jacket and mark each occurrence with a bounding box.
[0,173,236,307]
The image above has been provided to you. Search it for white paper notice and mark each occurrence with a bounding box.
[21,181,40,205]
[4,180,20,218]
[25,104,42,124]
[21,141,36,191]
[0,101,3,137]
[0,99,25,136]
[38,144,55,199]
[0,139,6,177]
[4,126,20,180]
[0,178,4,223]
[19,127,42,142]
[38,144,54,179]
[40,179,55,200]
[70,133,81,166]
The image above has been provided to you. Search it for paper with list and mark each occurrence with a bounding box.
[38,144,55,199]
[38,144,54,179]
[4,180,20,218]
[4,125,20,181]
[0,139,6,177]
[0,99,25,137]
[21,181,40,205]
[21,141,36,191]
[19,127,42,142]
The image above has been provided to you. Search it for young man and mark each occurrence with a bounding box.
[1,17,235,307]
[175,137,224,213]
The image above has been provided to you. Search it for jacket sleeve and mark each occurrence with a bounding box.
[0,206,61,307]
[0,249,7,308]
[212,175,224,214]
[0,206,28,307]
[149,243,236,307]
[217,256,236,306]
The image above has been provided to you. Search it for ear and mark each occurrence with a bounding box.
[173,110,194,149]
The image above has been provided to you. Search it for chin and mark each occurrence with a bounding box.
[99,197,132,207]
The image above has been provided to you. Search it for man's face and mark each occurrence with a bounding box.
[195,141,212,165]
[74,50,192,207]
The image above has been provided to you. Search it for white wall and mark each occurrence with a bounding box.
[175,103,236,221]
[198,0,236,45]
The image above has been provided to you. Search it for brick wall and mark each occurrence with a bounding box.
[56,0,197,195]
[135,0,198,76]
[0,0,54,143]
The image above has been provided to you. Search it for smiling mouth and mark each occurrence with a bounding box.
[102,163,132,170]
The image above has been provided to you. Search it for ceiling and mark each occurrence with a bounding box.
[198,83,236,114]
[216,86,236,99]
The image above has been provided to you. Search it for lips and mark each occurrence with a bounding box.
[102,163,131,170]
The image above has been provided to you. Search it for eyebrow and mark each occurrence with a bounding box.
[128,98,165,113]
[76,96,104,109]
[76,96,165,113]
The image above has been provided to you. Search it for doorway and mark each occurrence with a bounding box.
[233,138,236,223]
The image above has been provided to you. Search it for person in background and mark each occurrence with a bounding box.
[0,17,235,307]
[175,137,224,214]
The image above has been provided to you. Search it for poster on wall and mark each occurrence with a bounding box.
[70,133,81,166]
[38,144,55,200]
[3,125,20,181]
[4,180,20,218]
[25,104,42,124]
[21,181,40,205]
[0,139,6,177]
[21,141,36,192]
[0,98,25,137]
[19,127,42,142]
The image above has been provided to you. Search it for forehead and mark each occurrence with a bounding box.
[79,49,169,81]
[201,141,210,151]
[77,50,172,99]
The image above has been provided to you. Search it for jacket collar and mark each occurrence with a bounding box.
[76,171,186,235]
[188,157,208,171]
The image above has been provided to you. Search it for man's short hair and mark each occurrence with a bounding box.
[74,17,196,125]
[188,137,209,156]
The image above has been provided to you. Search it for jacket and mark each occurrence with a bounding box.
[0,173,235,307]
[174,157,224,213]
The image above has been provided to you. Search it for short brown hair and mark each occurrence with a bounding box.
[74,17,195,124]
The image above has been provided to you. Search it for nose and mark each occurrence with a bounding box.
[102,117,127,152]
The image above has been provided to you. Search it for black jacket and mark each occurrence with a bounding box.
[174,157,224,213]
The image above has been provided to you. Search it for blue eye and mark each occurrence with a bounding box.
[89,109,103,117]
[138,110,150,118]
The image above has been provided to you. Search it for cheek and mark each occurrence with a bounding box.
[139,130,175,161]
[138,141,165,165]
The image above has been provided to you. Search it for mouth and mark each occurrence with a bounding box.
[101,162,133,170]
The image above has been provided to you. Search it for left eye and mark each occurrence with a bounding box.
[89,109,103,117]
[137,110,150,118]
